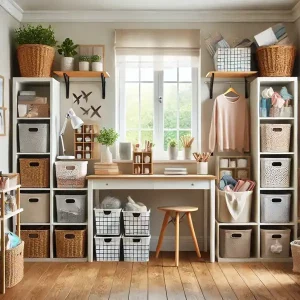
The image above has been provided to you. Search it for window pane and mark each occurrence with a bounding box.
[141,68,153,81]
[126,130,139,144]
[164,68,177,81]
[141,130,153,144]
[179,83,192,129]
[141,83,154,129]
[164,83,177,129]
[125,68,139,81]
[164,130,177,151]
[125,83,139,128]
[179,130,191,150]
[179,67,192,82]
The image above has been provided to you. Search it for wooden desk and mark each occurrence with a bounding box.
[87,175,216,262]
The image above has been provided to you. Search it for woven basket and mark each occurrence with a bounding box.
[0,242,24,288]
[21,229,50,258]
[291,240,300,273]
[17,44,55,77]
[55,228,86,258]
[257,45,296,77]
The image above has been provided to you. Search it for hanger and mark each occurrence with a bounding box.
[224,84,239,96]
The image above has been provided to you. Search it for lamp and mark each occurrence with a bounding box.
[57,108,84,160]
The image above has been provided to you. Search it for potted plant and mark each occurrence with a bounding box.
[15,24,57,77]
[79,55,90,71]
[96,127,119,163]
[91,55,103,71]
[57,38,78,71]
[168,139,178,160]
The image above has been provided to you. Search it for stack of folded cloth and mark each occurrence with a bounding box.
[219,175,255,192]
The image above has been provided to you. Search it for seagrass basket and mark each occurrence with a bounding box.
[257,45,296,77]
[17,44,55,77]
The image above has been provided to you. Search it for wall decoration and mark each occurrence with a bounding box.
[80,107,90,115]
[0,107,6,136]
[73,93,82,105]
[79,45,105,70]
[0,76,3,107]
[81,90,92,102]
[90,105,101,118]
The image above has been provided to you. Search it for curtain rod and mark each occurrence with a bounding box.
[204,80,248,84]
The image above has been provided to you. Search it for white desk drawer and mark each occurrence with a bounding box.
[92,179,154,190]
[154,180,209,190]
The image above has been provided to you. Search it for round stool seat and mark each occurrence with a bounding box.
[158,206,198,213]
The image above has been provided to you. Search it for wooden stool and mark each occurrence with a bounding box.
[156,206,201,267]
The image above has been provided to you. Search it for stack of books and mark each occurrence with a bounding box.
[164,167,188,175]
[94,163,120,175]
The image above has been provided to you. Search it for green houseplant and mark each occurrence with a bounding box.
[79,55,90,71]
[91,55,103,72]
[168,139,178,160]
[96,128,119,163]
[57,38,78,71]
[15,25,57,77]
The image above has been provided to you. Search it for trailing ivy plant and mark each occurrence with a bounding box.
[15,25,57,46]
[91,55,101,62]
[79,55,90,62]
[96,128,119,146]
[57,38,78,57]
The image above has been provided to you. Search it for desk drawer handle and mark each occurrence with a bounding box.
[106,183,108,186]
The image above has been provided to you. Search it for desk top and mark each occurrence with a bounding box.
[87,174,216,180]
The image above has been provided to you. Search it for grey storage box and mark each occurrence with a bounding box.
[261,227,291,258]
[56,195,86,223]
[21,193,50,223]
[220,228,252,258]
[261,194,291,223]
[18,123,49,153]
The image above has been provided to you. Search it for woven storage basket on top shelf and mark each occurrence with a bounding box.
[55,228,86,258]
[257,45,296,77]
[21,229,50,258]
[291,240,300,273]
[0,241,24,288]
[17,44,55,77]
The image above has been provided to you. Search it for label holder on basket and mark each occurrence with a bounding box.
[65,234,75,239]
[29,162,40,167]
[28,233,39,239]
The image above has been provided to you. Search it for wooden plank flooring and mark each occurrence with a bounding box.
[1,252,300,300]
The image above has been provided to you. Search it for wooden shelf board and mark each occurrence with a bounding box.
[17,152,51,155]
[21,223,50,225]
[17,117,51,120]
[53,222,88,225]
[53,71,110,78]
[53,188,88,190]
[206,71,258,78]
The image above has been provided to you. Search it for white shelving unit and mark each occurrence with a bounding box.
[12,78,88,262]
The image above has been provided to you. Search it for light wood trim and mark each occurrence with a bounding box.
[87,174,216,180]
[1,191,5,294]
[206,71,258,78]
[175,212,180,267]
[16,187,20,237]
[155,212,170,258]
[53,71,110,78]
[186,212,201,258]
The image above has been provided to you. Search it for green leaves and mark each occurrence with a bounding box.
[57,38,78,57]
[91,55,101,62]
[169,139,177,147]
[96,128,119,146]
[79,55,90,62]
[15,25,57,47]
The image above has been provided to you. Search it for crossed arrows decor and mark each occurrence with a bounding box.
[73,91,101,119]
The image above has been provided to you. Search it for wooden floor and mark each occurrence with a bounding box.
[1,252,300,300]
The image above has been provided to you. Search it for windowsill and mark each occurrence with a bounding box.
[113,159,196,164]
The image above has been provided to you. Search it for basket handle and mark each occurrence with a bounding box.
[29,198,39,203]
[132,213,141,218]
[272,128,283,132]
[272,162,282,167]
[104,211,112,216]
[29,162,40,167]
[133,238,141,243]
[104,238,112,243]
[65,165,77,171]
[272,234,282,239]
[271,198,282,203]
[28,128,38,132]
[65,199,75,204]
[28,233,39,239]
[230,233,242,238]
[65,234,75,239]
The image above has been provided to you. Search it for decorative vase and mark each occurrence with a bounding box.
[119,142,132,160]
[79,61,89,71]
[92,62,103,72]
[101,146,113,163]
[61,57,74,71]
[168,146,178,160]
[184,147,192,160]
[197,162,208,175]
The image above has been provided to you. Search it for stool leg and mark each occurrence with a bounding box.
[156,212,170,258]
[175,212,180,267]
[186,212,201,258]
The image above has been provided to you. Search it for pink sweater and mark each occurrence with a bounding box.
[209,94,250,153]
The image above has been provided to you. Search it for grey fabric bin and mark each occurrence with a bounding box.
[261,194,291,223]
[18,123,49,153]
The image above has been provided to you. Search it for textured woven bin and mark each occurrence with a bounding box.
[257,45,296,77]
[55,228,86,258]
[19,158,50,188]
[291,240,300,273]
[17,44,55,77]
[0,242,24,288]
[21,229,49,258]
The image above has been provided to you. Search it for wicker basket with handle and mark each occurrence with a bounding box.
[55,228,86,258]
[17,44,55,77]
[257,45,296,77]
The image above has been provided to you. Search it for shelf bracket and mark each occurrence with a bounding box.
[209,72,215,99]
[101,73,106,99]
[63,73,70,99]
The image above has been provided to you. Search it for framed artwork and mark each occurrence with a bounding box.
[0,107,6,136]
[0,75,3,107]
[79,45,105,70]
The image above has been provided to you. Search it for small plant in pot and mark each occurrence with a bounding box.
[91,55,103,71]
[96,127,119,163]
[57,38,78,71]
[79,55,90,71]
[168,139,178,160]
[15,24,57,77]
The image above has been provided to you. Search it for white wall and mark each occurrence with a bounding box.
[0,7,19,172]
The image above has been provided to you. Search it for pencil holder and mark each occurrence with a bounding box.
[197,162,208,175]
[184,147,192,160]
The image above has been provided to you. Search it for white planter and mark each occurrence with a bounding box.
[79,61,90,71]
[101,146,113,164]
[184,147,192,160]
[197,162,208,175]
[92,62,103,72]
[61,57,74,71]
[168,146,178,160]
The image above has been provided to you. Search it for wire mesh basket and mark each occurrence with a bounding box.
[123,236,151,262]
[94,208,121,236]
[123,210,150,236]
[94,235,121,261]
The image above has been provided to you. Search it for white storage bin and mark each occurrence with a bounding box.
[123,210,151,236]
[260,194,291,223]
[55,161,87,188]
[220,228,252,258]
[21,193,50,223]
[217,190,253,223]
[261,227,291,258]
[260,124,291,153]
[260,158,291,188]
[94,235,121,261]
[94,208,121,236]
[123,236,151,262]
[18,124,49,153]
[56,195,86,223]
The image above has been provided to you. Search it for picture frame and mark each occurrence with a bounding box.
[0,107,6,136]
[79,45,105,70]
[0,75,3,107]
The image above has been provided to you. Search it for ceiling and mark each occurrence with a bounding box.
[12,0,300,11]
